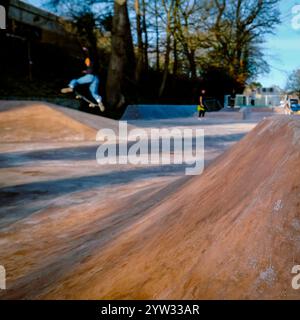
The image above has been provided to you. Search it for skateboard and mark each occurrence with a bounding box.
[74,91,98,108]
[61,88,105,112]
[74,91,105,112]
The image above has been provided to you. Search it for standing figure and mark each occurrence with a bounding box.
[250,89,256,107]
[198,90,206,118]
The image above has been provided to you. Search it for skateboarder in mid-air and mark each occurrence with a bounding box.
[198,90,206,118]
[61,47,105,112]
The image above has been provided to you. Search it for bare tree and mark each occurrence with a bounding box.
[174,0,209,78]
[141,0,149,71]
[134,0,143,82]
[159,0,175,97]
[286,69,300,98]
[106,0,135,109]
[153,0,160,71]
[204,0,280,88]
[46,0,112,71]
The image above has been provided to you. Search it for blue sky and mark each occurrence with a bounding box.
[258,0,300,88]
[25,0,300,89]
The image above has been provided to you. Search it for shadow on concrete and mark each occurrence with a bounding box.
[0,133,246,168]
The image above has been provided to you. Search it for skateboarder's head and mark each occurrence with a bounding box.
[85,58,91,67]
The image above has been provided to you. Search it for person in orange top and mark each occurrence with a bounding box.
[61,47,104,112]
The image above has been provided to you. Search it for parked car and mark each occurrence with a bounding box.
[290,99,300,112]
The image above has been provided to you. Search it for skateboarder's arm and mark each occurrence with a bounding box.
[199,96,205,106]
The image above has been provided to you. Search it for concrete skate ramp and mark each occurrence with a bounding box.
[0,101,122,142]
[2,116,300,299]
[238,107,288,121]
[61,116,299,300]
[122,105,273,121]
[122,104,197,120]
[250,107,286,113]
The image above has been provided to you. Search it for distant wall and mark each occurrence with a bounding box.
[9,0,67,34]
[0,5,6,29]
[0,0,85,97]
[6,0,80,53]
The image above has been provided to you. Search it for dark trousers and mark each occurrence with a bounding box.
[199,111,206,118]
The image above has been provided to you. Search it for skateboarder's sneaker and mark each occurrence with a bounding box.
[61,87,73,94]
[97,100,105,112]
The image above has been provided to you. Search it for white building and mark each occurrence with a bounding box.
[225,86,284,108]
